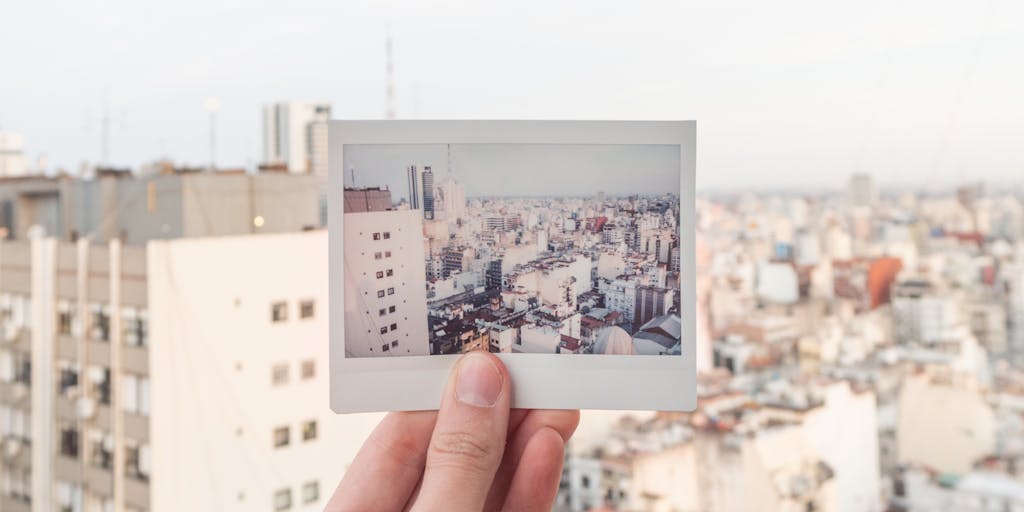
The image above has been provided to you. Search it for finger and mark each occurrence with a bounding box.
[411,351,511,511]
[326,411,437,512]
[500,427,566,512]
[483,409,580,511]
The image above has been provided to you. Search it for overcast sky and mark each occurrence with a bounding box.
[1,0,1022,190]
[343,144,679,198]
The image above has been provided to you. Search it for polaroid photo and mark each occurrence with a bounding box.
[329,121,696,412]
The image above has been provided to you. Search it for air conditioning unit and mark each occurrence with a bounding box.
[1,436,22,459]
[77,396,97,420]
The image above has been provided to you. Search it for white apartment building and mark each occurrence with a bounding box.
[0,231,381,512]
[342,210,429,357]
[261,102,331,175]
[0,132,30,178]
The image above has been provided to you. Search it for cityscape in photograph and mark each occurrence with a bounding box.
[1,105,1023,512]
[343,146,683,358]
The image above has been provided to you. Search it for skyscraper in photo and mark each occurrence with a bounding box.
[261,102,331,174]
[422,166,435,220]
[407,165,420,210]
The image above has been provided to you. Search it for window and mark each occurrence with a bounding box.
[389,305,396,313]
[59,363,78,395]
[386,269,394,277]
[376,271,384,279]
[378,308,386,316]
[58,310,74,335]
[60,425,79,458]
[391,340,398,348]
[271,302,287,323]
[302,481,320,504]
[272,363,289,386]
[90,430,112,469]
[274,488,292,511]
[299,300,315,319]
[390,323,397,331]
[302,420,317,441]
[122,307,148,347]
[382,232,391,240]
[379,327,387,335]
[387,287,395,295]
[372,232,381,240]
[385,251,392,258]
[377,290,385,298]
[90,366,111,405]
[91,305,110,341]
[374,252,382,260]
[125,442,148,482]
[273,426,290,448]
[301,360,315,380]
[381,343,389,352]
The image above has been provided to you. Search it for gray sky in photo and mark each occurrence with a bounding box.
[343,144,680,199]
[2,1,1023,190]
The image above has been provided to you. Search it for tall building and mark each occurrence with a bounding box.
[0,230,379,512]
[421,167,434,220]
[342,210,429,357]
[0,132,30,178]
[847,173,877,208]
[435,175,465,220]
[261,102,331,175]
[406,165,419,210]
[634,285,672,329]
[0,174,377,512]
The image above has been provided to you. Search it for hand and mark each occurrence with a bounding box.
[326,351,580,512]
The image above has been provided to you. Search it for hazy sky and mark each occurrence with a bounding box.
[1,0,1023,190]
[343,144,680,198]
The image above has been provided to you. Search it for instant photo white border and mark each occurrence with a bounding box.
[329,120,696,413]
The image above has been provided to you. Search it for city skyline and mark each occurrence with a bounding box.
[3,1,1023,189]
[342,144,680,199]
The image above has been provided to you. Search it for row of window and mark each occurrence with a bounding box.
[271,360,316,386]
[274,481,319,510]
[271,299,316,323]
[58,425,149,481]
[371,231,392,240]
[273,420,317,448]
[55,303,150,346]
[376,288,395,298]
[373,250,393,260]
[375,268,395,279]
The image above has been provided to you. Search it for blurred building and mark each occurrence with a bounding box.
[0,173,355,512]
[0,132,30,178]
[261,102,331,175]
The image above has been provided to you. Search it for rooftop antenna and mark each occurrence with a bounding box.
[101,96,110,165]
[386,28,396,119]
[349,167,356,187]
[205,97,220,172]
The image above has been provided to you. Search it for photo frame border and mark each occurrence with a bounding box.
[329,120,697,413]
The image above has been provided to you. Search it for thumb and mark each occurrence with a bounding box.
[411,351,511,511]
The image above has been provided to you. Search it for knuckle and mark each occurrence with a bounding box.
[428,430,496,473]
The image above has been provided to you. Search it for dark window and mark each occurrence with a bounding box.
[302,420,317,441]
[381,343,390,352]
[60,427,79,458]
[383,232,391,240]
[385,251,392,258]
[387,288,395,295]
[271,302,287,323]
[379,327,387,335]
[301,360,315,380]
[377,290,385,298]
[299,300,315,319]
[376,271,384,279]
[390,323,397,331]
[374,252,382,260]
[273,426,290,448]
[372,232,381,240]
[391,340,398,348]
[386,269,394,277]
[378,308,386,316]
[389,305,396,313]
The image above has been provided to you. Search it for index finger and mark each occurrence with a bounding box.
[325,410,437,512]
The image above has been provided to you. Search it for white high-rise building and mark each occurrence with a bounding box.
[0,230,381,512]
[0,132,30,177]
[435,175,466,221]
[847,173,878,208]
[342,210,430,357]
[262,102,331,175]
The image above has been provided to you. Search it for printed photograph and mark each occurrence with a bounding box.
[342,143,684,357]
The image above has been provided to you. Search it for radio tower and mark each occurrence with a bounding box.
[386,30,396,119]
